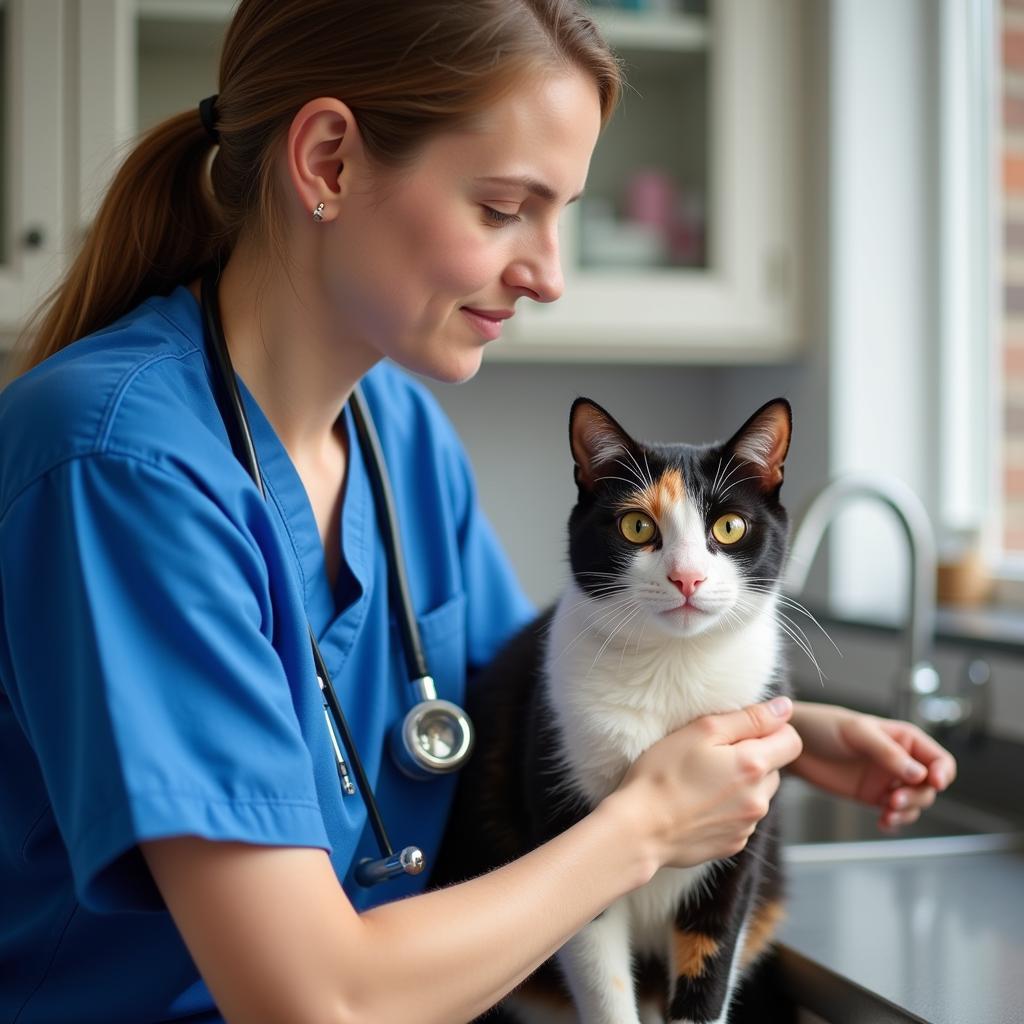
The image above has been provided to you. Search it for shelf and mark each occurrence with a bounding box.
[592,10,710,52]
[136,0,235,22]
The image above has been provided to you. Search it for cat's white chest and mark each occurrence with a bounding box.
[542,583,782,808]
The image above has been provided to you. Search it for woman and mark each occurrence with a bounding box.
[0,2,954,1021]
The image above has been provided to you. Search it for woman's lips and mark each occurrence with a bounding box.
[460,306,512,341]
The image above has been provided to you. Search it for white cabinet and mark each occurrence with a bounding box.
[0,0,71,336]
[503,0,805,363]
[0,0,136,339]
[1,0,803,362]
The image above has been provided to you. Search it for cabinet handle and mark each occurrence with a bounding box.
[21,226,46,250]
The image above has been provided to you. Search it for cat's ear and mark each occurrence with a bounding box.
[569,398,640,493]
[723,398,792,493]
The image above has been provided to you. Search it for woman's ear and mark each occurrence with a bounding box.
[285,97,366,221]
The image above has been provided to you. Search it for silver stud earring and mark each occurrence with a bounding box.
[312,202,325,222]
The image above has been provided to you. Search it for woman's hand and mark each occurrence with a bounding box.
[788,701,958,828]
[610,696,804,872]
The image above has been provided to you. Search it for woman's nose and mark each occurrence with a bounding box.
[502,232,564,304]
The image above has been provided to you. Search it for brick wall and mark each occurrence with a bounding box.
[1004,0,1024,551]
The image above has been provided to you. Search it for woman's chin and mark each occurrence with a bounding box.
[416,347,486,385]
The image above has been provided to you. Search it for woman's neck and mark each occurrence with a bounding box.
[188,242,379,461]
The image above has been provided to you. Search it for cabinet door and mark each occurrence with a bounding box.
[501,0,803,364]
[0,0,70,336]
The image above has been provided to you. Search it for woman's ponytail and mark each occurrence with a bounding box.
[8,110,226,378]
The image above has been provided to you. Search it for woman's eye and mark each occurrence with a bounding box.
[619,511,657,545]
[711,514,747,545]
[481,205,522,227]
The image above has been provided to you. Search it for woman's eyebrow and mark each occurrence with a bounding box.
[475,175,584,204]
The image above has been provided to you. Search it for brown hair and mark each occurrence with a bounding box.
[8,0,621,379]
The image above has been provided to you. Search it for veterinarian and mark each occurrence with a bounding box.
[0,2,956,1021]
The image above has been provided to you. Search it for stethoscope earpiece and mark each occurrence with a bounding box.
[200,264,473,888]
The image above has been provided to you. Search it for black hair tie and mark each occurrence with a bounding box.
[198,94,220,145]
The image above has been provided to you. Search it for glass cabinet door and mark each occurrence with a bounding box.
[580,1,711,274]
[506,0,803,363]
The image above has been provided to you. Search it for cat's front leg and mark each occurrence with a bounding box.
[663,916,748,1024]
[663,856,755,1024]
[555,898,643,1024]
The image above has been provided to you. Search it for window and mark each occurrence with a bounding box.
[1000,0,1024,566]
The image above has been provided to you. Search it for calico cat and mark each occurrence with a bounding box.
[430,396,794,1024]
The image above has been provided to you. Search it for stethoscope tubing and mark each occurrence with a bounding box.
[200,266,406,877]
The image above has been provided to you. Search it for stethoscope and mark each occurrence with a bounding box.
[199,265,474,887]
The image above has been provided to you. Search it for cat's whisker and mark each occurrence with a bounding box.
[593,473,650,490]
[713,453,744,496]
[633,618,648,658]
[741,599,821,674]
[731,593,825,682]
[710,456,725,496]
[770,614,826,684]
[588,604,644,676]
[712,453,737,498]
[742,584,843,657]
[617,445,654,492]
[620,617,642,674]
[717,474,762,499]
[642,449,654,489]
[612,455,647,493]
[564,583,633,605]
[550,595,640,664]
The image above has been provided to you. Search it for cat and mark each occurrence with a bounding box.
[430,396,794,1024]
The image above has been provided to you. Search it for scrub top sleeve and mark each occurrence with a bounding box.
[444,434,536,673]
[1,453,329,914]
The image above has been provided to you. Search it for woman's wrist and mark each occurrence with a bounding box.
[596,784,664,891]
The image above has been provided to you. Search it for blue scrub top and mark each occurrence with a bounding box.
[0,285,535,1023]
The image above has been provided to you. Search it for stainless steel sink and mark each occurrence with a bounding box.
[777,776,1024,862]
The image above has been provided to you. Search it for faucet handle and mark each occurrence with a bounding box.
[960,658,992,743]
[905,658,991,738]
[894,661,941,725]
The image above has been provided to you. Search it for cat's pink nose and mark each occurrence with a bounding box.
[668,570,706,597]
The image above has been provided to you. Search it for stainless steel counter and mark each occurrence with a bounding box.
[777,839,1024,1024]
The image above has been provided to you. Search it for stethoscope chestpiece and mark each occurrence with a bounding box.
[390,676,474,779]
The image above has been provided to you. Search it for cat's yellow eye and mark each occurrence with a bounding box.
[712,514,747,545]
[619,511,657,545]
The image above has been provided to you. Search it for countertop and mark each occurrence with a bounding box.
[776,840,1024,1023]
[808,602,1024,657]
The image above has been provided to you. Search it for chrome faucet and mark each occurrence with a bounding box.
[784,474,977,732]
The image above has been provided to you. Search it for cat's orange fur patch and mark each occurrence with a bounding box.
[740,899,786,969]
[612,975,627,991]
[673,931,720,978]
[620,467,686,524]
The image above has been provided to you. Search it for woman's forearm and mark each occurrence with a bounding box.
[350,792,651,1023]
